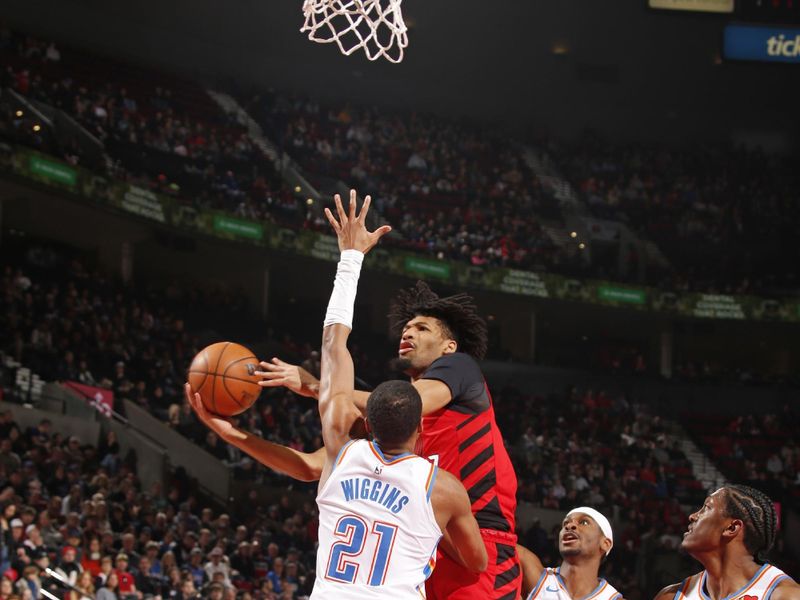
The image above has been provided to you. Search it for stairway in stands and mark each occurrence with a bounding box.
[674,422,728,492]
[205,89,323,203]
[523,147,582,210]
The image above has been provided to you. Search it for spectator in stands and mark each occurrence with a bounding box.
[55,545,82,587]
[72,570,95,600]
[203,546,231,588]
[96,571,119,600]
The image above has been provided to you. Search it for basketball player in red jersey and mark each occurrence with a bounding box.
[254,231,521,597]
[653,485,797,600]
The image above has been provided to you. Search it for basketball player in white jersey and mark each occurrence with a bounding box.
[310,193,487,598]
[654,485,798,600]
[517,507,623,600]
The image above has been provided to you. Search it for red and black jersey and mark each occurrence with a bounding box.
[414,352,517,533]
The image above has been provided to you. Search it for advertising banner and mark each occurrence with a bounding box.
[5,144,800,324]
[497,269,550,298]
[404,256,451,280]
[723,24,800,64]
[212,214,264,240]
[649,0,734,13]
[120,185,166,223]
[28,155,77,187]
[63,381,114,417]
[597,285,647,305]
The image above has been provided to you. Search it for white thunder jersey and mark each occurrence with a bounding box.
[528,568,622,600]
[673,564,793,600]
[312,439,442,600]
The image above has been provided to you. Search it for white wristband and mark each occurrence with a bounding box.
[323,250,364,329]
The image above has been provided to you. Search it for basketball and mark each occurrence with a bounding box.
[187,342,262,416]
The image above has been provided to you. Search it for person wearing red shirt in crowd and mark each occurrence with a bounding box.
[113,553,136,598]
[80,538,102,577]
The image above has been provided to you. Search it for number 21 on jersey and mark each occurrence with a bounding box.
[325,515,398,586]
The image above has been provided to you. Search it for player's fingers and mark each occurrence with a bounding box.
[271,357,287,366]
[334,194,347,225]
[323,208,340,232]
[372,225,392,241]
[254,372,284,380]
[257,378,285,388]
[348,189,357,221]
[186,385,204,415]
[359,195,371,222]
[258,360,279,370]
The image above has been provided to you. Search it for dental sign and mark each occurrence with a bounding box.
[648,0,733,13]
[723,24,800,63]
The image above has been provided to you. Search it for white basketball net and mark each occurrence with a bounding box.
[301,0,408,63]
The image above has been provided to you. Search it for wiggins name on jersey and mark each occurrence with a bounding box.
[312,439,442,599]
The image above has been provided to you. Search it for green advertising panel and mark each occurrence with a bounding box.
[4,144,800,324]
[212,214,264,241]
[404,257,451,280]
[29,155,77,187]
[597,285,647,305]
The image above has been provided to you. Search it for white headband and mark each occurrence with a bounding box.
[566,507,613,555]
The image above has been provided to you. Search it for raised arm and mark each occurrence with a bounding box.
[185,383,325,481]
[516,543,545,598]
[317,190,391,488]
[257,367,451,416]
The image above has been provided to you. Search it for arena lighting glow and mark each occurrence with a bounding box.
[570,231,577,238]
[15,110,23,117]
[32,124,41,132]
[579,243,586,250]
[295,185,302,193]
[306,198,314,205]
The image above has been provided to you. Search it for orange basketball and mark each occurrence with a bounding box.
[187,342,261,416]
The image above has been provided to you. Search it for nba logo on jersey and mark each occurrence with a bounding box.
[312,439,441,599]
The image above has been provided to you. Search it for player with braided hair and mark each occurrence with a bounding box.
[252,225,521,598]
[653,485,798,600]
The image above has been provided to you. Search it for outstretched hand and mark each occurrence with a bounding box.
[184,383,245,441]
[254,358,319,399]
[324,189,392,254]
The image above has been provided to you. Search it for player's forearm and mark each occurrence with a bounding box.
[438,531,471,571]
[299,372,367,415]
[222,430,324,481]
[320,324,361,443]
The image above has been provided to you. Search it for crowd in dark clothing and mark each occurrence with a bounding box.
[542,132,800,295]
[3,25,800,295]
[241,90,577,273]
[0,408,322,600]
[0,26,300,228]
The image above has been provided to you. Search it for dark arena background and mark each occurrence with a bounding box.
[0,0,799,598]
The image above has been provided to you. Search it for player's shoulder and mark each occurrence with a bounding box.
[653,573,700,600]
[429,351,480,370]
[769,575,800,600]
[652,582,682,600]
[429,466,467,505]
[431,466,462,493]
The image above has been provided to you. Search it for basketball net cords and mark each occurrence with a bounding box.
[301,0,408,63]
